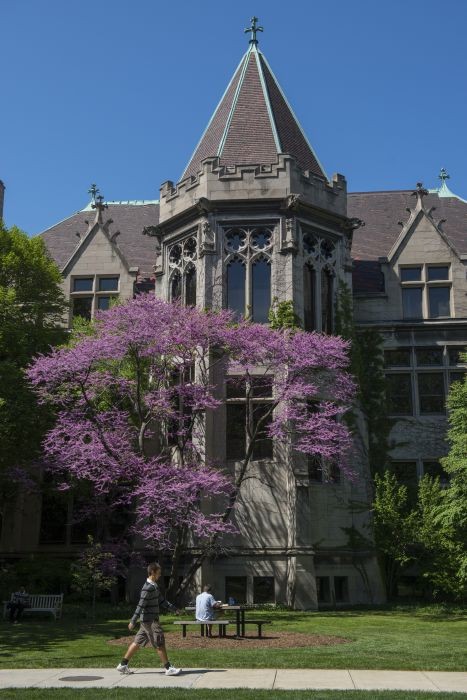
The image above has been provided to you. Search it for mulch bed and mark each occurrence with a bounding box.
[108,630,349,650]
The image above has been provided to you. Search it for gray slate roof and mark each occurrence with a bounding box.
[349,190,467,294]
[40,202,159,278]
[181,45,326,181]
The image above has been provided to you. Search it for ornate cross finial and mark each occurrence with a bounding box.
[438,167,450,183]
[91,191,108,220]
[244,16,263,44]
[412,182,428,201]
[88,183,99,203]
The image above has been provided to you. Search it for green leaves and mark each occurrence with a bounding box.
[0,221,67,498]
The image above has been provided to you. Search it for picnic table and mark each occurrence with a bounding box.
[185,604,271,637]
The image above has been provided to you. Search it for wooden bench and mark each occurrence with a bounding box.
[237,619,272,638]
[3,593,63,620]
[174,620,230,638]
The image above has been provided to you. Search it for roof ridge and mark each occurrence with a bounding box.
[349,189,414,195]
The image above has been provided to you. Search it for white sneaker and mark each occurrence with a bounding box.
[116,663,133,674]
[165,665,181,676]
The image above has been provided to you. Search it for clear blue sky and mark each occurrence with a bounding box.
[2,0,467,234]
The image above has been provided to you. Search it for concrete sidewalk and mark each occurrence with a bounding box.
[0,668,466,692]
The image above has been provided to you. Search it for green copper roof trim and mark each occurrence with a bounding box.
[217,45,254,159]
[180,52,247,182]
[82,199,159,211]
[258,51,328,181]
[428,184,467,203]
[254,46,281,153]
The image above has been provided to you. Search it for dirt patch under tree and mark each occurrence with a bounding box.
[109,630,350,650]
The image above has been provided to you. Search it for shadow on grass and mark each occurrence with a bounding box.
[0,617,123,657]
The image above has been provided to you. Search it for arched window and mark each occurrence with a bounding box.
[170,271,181,301]
[302,229,337,334]
[168,236,197,306]
[252,257,271,324]
[185,264,197,307]
[321,268,334,334]
[227,257,246,319]
[224,226,273,322]
[303,264,316,331]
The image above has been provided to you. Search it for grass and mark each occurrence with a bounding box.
[0,690,465,700]
[0,604,466,671]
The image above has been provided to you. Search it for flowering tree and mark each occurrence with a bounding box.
[28,295,355,601]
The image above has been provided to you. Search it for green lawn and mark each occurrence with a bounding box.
[1,604,466,671]
[0,690,465,700]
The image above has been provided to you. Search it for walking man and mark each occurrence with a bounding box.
[117,562,181,676]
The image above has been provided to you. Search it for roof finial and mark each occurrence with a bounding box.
[91,188,108,222]
[88,183,99,204]
[438,167,450,183]
[244,16,263,45]
[411,181,428,203]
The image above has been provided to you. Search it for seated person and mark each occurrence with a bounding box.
[195,584,221,637]
[9,586,30,624]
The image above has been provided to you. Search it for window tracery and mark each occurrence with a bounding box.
[168,235,197,306]
[302,229,337,333]
[224,226,273,323]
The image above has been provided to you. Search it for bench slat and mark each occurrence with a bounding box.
[174,620,229,625]
[3,593,63,620]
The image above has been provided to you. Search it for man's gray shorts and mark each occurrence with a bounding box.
[134,620,165,648]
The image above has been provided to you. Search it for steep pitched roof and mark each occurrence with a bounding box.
[39,201,159,278]
[349,190,467,294]
[181,44,326,181]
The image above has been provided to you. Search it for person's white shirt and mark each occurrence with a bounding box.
[195,591,217,621]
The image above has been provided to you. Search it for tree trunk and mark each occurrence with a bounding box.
[285,457,297,608]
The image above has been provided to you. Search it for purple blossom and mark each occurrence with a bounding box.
[28,295,356,552]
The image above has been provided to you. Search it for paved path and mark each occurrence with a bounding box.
[0,668,466,692]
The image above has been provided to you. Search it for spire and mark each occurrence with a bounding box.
[181,20,327,182]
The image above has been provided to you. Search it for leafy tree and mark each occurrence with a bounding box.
[29,295,354,602]
[372,471,417,598]
[71,536,119,618]
[436,370,467,598]
[268,298,301,330]
[0,222,67,510]
[414,475,465,600]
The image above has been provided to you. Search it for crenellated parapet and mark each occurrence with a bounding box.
[160,155,347,223]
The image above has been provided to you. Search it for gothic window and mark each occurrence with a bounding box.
[170,270,181,301]
[321,268,334,334]
[303,265,316,331]
[226,257,246,318]
[168,236,197,306]
[185,264,197,307]
[224,226,273,323]
[302,229,337,333]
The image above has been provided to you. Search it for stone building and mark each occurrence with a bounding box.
[1,23,465,607]
[350,177,467,495]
